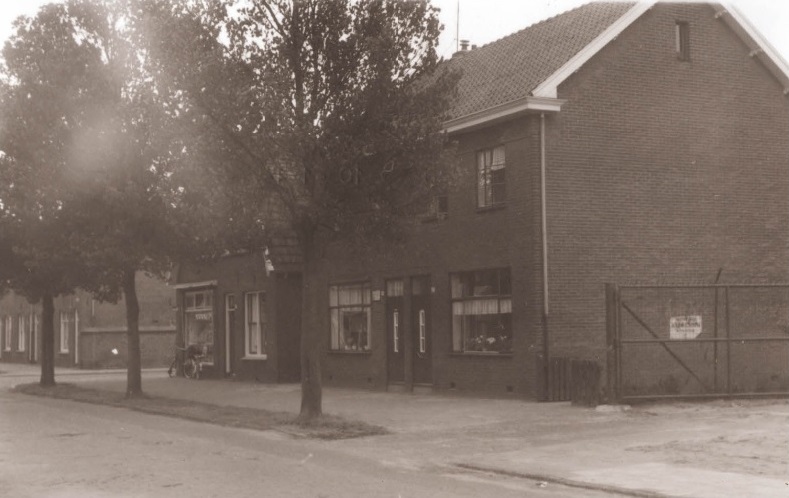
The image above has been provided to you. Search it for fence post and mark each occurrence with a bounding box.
[605,283,619,403]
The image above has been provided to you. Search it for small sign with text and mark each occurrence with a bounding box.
[669,315,702,340]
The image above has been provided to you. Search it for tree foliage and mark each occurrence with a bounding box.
[135,0,459,417]
[1,0,189,394]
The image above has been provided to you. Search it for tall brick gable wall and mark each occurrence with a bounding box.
[546,3,789,362]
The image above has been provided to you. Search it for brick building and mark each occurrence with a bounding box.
[0,272,175,369]
[315,2,789,399]
[172,246,302,382]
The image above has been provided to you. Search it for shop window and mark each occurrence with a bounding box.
[184,289,215,364]
[451,268,512,354]
[329,282,371,352]
[3,316,11,351]
[17,315,26,352]
[59,312,71,353]
[245,291,266,358]
[477,146,506,208]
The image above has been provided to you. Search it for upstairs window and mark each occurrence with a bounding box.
[676,22,690,61]
[477,146,506,208]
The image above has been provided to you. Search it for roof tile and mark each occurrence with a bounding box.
[446,2,635,119]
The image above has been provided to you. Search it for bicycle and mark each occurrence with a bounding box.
[167,344,204,380]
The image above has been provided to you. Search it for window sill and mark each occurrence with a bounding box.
[476,204,506,214]
[58,351,70,355]
[449,352,513,358]
[328,350,372,355]
[241,355,268,361]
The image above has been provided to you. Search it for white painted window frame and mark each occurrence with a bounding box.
[59,311,70,353]
[244,291,267,359]
[2,316,11,352]
[17,315,26,352]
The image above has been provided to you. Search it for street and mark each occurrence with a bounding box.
[0,370,612,498]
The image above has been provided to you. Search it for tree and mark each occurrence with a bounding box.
[0,1,113,386]
[52,0,190,398]
[1,0,187,396]
[136,0,459,417]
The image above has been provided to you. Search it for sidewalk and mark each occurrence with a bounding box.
[6,363,788,498]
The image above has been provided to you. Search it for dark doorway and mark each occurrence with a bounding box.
[411,275,432,385]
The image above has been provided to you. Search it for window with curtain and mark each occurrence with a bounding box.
[477,146,506,208]
[245,292,266,358]
[3,316,11,351]
[329,283,371,352]
[17,315,26,352]
[59,311,71,353]
[451,268,512,353]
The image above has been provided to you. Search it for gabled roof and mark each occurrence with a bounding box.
[445,2,635,126]
[444,1,789,133]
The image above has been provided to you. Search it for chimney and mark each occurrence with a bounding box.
[454,39,472,58]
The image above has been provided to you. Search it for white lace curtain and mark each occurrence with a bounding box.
[452,298,512,315]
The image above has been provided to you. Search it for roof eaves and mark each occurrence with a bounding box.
[532,1,656,99]
[713,2,789,95]
[444,96,566,134]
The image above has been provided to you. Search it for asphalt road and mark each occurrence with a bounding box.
[0,370,615,498]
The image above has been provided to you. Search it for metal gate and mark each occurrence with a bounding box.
[606,283,789,402]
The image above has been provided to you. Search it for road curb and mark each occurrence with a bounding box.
[0,368,167,378]
[454,463,672,498]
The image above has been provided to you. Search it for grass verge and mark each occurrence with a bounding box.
[13,382,388,440]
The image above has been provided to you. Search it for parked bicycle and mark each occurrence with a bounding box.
[167,344,205,380]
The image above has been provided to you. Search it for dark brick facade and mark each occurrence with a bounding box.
[315,3,788,399]
[175,252,302,382]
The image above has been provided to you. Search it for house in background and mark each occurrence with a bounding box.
[0,272,175,369]
[313,2,788,399]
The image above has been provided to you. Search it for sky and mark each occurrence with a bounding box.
[1,1,787,65]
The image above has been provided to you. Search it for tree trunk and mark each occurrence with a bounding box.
[123,269,143,398]
[299,235,322,419]
[39,293,56,387]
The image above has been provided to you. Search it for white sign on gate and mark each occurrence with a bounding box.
[669,315,702,340]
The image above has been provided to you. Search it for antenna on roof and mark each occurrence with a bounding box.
[456,0,460,53]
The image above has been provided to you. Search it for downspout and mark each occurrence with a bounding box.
[540,112,551,399]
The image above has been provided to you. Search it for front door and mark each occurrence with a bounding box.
[411,276,432,385]
[386,279,405,383]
